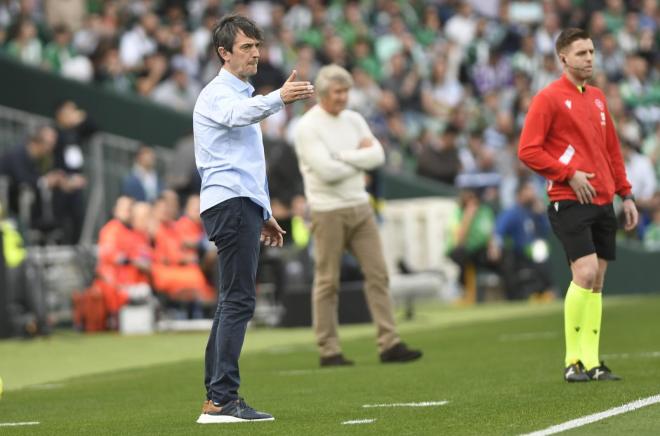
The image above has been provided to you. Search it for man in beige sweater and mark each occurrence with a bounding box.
[294,64,422,367]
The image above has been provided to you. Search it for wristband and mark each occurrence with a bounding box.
[623,194,635,202]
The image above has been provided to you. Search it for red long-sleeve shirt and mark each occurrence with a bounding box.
[518,74,632,205]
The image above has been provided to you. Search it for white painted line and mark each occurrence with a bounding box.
[601,351,660,360]
[362,401,449,408]
[520,394,660,436]
[499,332,557,342]
[0,422,40,427]
[278,368,343,376]
[342,419,376,425]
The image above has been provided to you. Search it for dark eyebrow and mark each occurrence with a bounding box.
[240,41,260,49]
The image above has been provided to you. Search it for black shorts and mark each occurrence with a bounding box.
[547,200,617,262]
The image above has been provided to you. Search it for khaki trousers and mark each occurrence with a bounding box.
[310,203,400,357]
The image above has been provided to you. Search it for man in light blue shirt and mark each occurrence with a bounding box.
[194,14,314,424]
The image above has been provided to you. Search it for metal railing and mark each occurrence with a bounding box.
[0,104,174,246]
[0,104,175,322]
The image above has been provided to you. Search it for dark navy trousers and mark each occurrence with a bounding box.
[201,197,262,405]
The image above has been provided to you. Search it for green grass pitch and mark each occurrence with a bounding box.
[1,295,659,435]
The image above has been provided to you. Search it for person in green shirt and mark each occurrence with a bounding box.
[43,24,76,73]
[446,188,497,295]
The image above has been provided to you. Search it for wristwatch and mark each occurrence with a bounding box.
[622,194,635,202]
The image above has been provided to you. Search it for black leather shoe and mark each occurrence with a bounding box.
[380,342,423,363]
[320,353,355,367]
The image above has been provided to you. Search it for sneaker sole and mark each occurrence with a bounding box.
[196,414,275,424]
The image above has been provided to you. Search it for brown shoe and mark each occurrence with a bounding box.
[320,353,355,367]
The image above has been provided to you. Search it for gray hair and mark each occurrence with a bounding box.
[314,64,354,96]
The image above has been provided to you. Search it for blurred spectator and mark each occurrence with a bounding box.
[596,32,625,81]
[250,43,286,94]
[0,125,61,236]
[165,134,200,204]
[446,188,496,295]
[151,191,214,306]
[422,56,464,118]
[610,13,639,54]
[416,124,462,185]
[121,145,164,202]
[621,139,657,236]
[263,133,304,239]
[511,34,540,78]
[534,12,560,55]
[112,201,153,289]
[1,203,50,337]
[52,99,93,243]
[175,194,210,267]
[643,204,660,250]
[94,45,134,93]
[488,180,555,300]
[42,23,74,72]
[119,12,158,69]
[94,196,134,315]
[5,18,42,65]
[532,53,561,93]
[150,58,201,112]
[445,2,477,48]
[135,51,169,96]
[348,65,382,119]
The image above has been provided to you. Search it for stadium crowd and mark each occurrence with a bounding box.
[1,0,660,332]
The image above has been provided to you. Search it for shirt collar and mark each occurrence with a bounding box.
[560,74,587,94]
[218,68,254,95]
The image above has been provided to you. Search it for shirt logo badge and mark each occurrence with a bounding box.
[565,100,572,109]
[594,98,604,111]
[600,112,606,126]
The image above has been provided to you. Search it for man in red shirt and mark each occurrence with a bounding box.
[518,28,638,382]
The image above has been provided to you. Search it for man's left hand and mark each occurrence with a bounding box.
[622,198,638,231]
[261,217,286,247]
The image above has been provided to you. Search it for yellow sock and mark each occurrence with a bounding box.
[564,282,591,366]
[581,292,602,370]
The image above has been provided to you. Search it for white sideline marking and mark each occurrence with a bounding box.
[362,401,448,408]
[278,368,343,376]
[602,351,660,360]
[499,332,557,342]
[342,419,376,425]
[0,422,40,427]
[520,394,660,436]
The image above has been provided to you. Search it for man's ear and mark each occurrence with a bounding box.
[218,47,229,62]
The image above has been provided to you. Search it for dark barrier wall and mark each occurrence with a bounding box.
[0,56,192,146]
[550,237,660,295]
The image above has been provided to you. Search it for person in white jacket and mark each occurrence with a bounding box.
[294,64,422,367]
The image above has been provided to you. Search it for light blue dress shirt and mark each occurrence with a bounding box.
[193,68,284,219]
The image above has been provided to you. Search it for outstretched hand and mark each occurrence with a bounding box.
[261,217,286,247]
[280,70,315,105]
